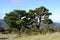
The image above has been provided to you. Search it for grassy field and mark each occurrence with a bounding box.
[0,32,60,40]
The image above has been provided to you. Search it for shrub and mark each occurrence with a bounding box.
[54,26,60,32]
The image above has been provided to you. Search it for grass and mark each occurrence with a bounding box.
[0,32,60,40]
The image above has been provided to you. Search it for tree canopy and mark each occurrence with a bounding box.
[4,6,53,35]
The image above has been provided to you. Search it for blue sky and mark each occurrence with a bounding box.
[0,0,60,22]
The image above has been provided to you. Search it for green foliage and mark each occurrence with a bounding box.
[4,6,53,35]
[16,19,24,25]
[35,6,49,15]
[0,26,5,31]
[43,19,53,24]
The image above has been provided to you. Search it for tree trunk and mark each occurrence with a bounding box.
[17,26,21,35]
[36,15,41,30]
[39,15,41,27]
[36,25,40,29]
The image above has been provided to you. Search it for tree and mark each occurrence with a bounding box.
[4,10,26,35]
[4,6,53,34]
[35,6,51,29]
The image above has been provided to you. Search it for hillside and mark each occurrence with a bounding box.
[49,22,60,26]
[0,19,7,26]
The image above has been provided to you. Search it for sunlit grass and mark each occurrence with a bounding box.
[0,32,60,40]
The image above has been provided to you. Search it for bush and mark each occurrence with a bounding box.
[0,26,5,32]
[54,26,60,32]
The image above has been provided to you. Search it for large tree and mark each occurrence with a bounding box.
[4,10,26,35]
[4,6,53,34]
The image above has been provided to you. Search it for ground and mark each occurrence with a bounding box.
[0,32,60,40]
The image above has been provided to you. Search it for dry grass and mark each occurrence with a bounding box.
[0,32,60,40]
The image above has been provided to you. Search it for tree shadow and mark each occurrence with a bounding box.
[0,38,8,40]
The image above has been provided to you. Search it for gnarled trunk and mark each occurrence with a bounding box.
[17,25,22,35]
